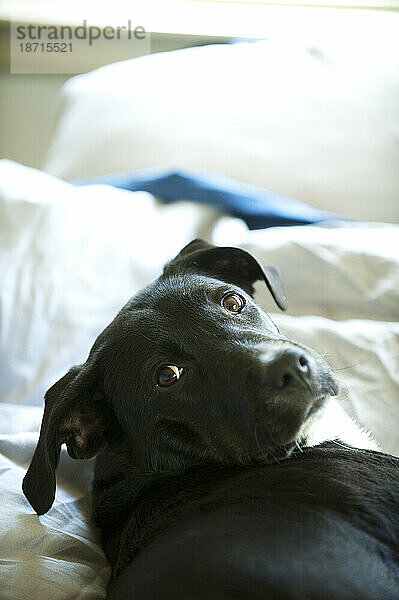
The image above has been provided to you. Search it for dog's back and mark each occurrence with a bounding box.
[99,444,399,600]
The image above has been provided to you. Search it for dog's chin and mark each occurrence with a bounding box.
[252,393,333,463]
[304,394,330,421]
[286,393,332,444]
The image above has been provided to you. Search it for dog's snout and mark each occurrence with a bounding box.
[262,349,311,390]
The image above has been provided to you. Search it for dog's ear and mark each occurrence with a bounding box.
[165,239,288,311]
[22,354,117,515]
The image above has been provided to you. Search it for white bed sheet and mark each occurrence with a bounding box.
[0,161,398,599]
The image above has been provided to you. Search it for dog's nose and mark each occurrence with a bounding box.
[262,349,311,390]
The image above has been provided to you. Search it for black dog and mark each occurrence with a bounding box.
[23,240,399,599]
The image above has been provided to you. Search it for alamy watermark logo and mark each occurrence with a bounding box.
[10,20,151,73]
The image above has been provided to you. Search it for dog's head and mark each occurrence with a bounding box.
[23,239,338,514]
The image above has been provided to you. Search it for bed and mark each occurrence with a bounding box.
[1,33,398,600]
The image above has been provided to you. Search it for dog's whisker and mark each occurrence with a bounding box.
[265,314,281,334]
[334,384,352,401]
[254,423,262,453]
[330,439,353,451]
[334,364,360,371]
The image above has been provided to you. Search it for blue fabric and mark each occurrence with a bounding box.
[75,168,339,230]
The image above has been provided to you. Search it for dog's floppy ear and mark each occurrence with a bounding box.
[22,354,116,515]
[165,239,288,310]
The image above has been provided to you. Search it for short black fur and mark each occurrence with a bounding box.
[22,239,399,599]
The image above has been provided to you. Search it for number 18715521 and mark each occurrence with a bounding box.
[18,42,73,52]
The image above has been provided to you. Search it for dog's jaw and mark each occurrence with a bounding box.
[299,397,379,451]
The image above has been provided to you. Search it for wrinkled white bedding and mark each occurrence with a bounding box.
[0,160,398,599]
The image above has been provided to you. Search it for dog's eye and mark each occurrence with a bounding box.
[157,365,183,388]
[221,292,245,314]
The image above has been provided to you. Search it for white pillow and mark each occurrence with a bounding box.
[43,21,399,222]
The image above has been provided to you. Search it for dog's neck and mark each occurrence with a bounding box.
[299,397,378,452]
[93,459,247,583]
[93,399,378,525]
[93,401,378,585]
